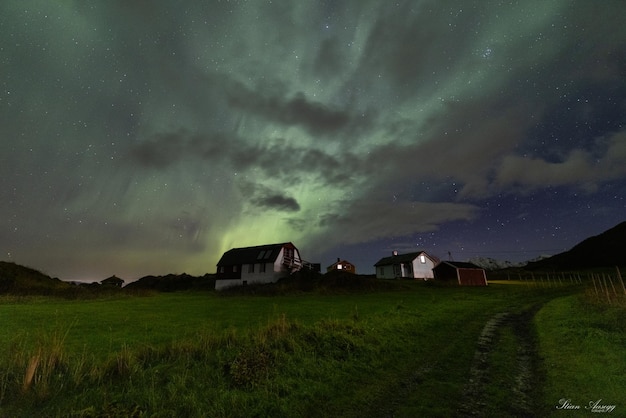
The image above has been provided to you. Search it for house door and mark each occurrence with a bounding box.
[393,264,401,278]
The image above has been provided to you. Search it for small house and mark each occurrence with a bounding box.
[433,261,488,286]
[326,258,356,274]
[374,251,437,280]
[215,242,304,290]
[101,275,124,287]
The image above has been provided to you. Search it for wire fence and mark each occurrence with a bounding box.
[497,267,626,306]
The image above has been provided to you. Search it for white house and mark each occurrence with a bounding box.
[374,251,438,280]
[215,242,304,290]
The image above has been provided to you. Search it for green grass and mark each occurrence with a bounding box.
[0,281,622,417]
[535,294,626,417]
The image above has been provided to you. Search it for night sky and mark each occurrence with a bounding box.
[2,1,625,282]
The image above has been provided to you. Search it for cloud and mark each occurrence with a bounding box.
[129,132,189,168]
[304,199,479,247]
[252,194,301,212]
[127,128,366,190]
[496,152,595,192]
[494,129,626,193]
[227,88,352,136]
[238,181,301,212]
[602,130,626,175]
[239,181,300,212]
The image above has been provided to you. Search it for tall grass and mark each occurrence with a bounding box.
[0,282,616,417]
[0,322,73,406]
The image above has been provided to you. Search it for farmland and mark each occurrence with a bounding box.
[1,279,624,417]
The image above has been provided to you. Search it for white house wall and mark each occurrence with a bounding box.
[215,262,283,289]
[376,266,395,279]
[412,257,435,279]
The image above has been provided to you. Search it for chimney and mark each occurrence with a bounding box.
[392,250,398,256]
[337,257,340,262]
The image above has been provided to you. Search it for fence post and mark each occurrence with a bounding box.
[606,273,618,296]
[616,266,626,295]
[602,274,612,304]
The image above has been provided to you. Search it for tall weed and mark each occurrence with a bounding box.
[21,325,70,399]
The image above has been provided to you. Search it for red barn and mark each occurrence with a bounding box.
[433,261,488,286]
[326,258,357,274]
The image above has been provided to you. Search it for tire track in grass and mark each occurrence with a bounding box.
[457,306,543,417]
[457,312,511,416]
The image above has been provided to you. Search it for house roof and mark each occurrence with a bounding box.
[435,261,484,270]
[374,251,434,266]
[216,242,294,266]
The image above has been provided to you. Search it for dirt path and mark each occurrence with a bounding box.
[456,306,543,417]
[368,305,545,418]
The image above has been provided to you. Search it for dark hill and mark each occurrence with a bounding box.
[0,261,72,295]
[526,221,626,270]
[124,273,215,292]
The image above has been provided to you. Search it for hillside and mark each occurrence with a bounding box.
[123,273,215,292]
[0,261,72,294]
[526,221,626,270]
[469,256,551,271]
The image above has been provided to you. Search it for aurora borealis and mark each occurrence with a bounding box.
[2,1,625,281]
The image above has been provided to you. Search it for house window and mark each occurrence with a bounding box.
[219,266,224,273]
[420,255,426,264]
[260,263,266,273]
[257,250,266,259]
[248,264,255,273]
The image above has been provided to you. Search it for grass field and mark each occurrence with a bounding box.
[0,280,624,417]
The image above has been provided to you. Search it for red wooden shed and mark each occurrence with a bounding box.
[432,261,488,286]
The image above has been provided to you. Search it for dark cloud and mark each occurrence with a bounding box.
[128,129,364,189]
[228,89,351,135]
[238,182,300,212]
[252,194,301,212]
[129,132,188,168]
[306,199,479,247]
